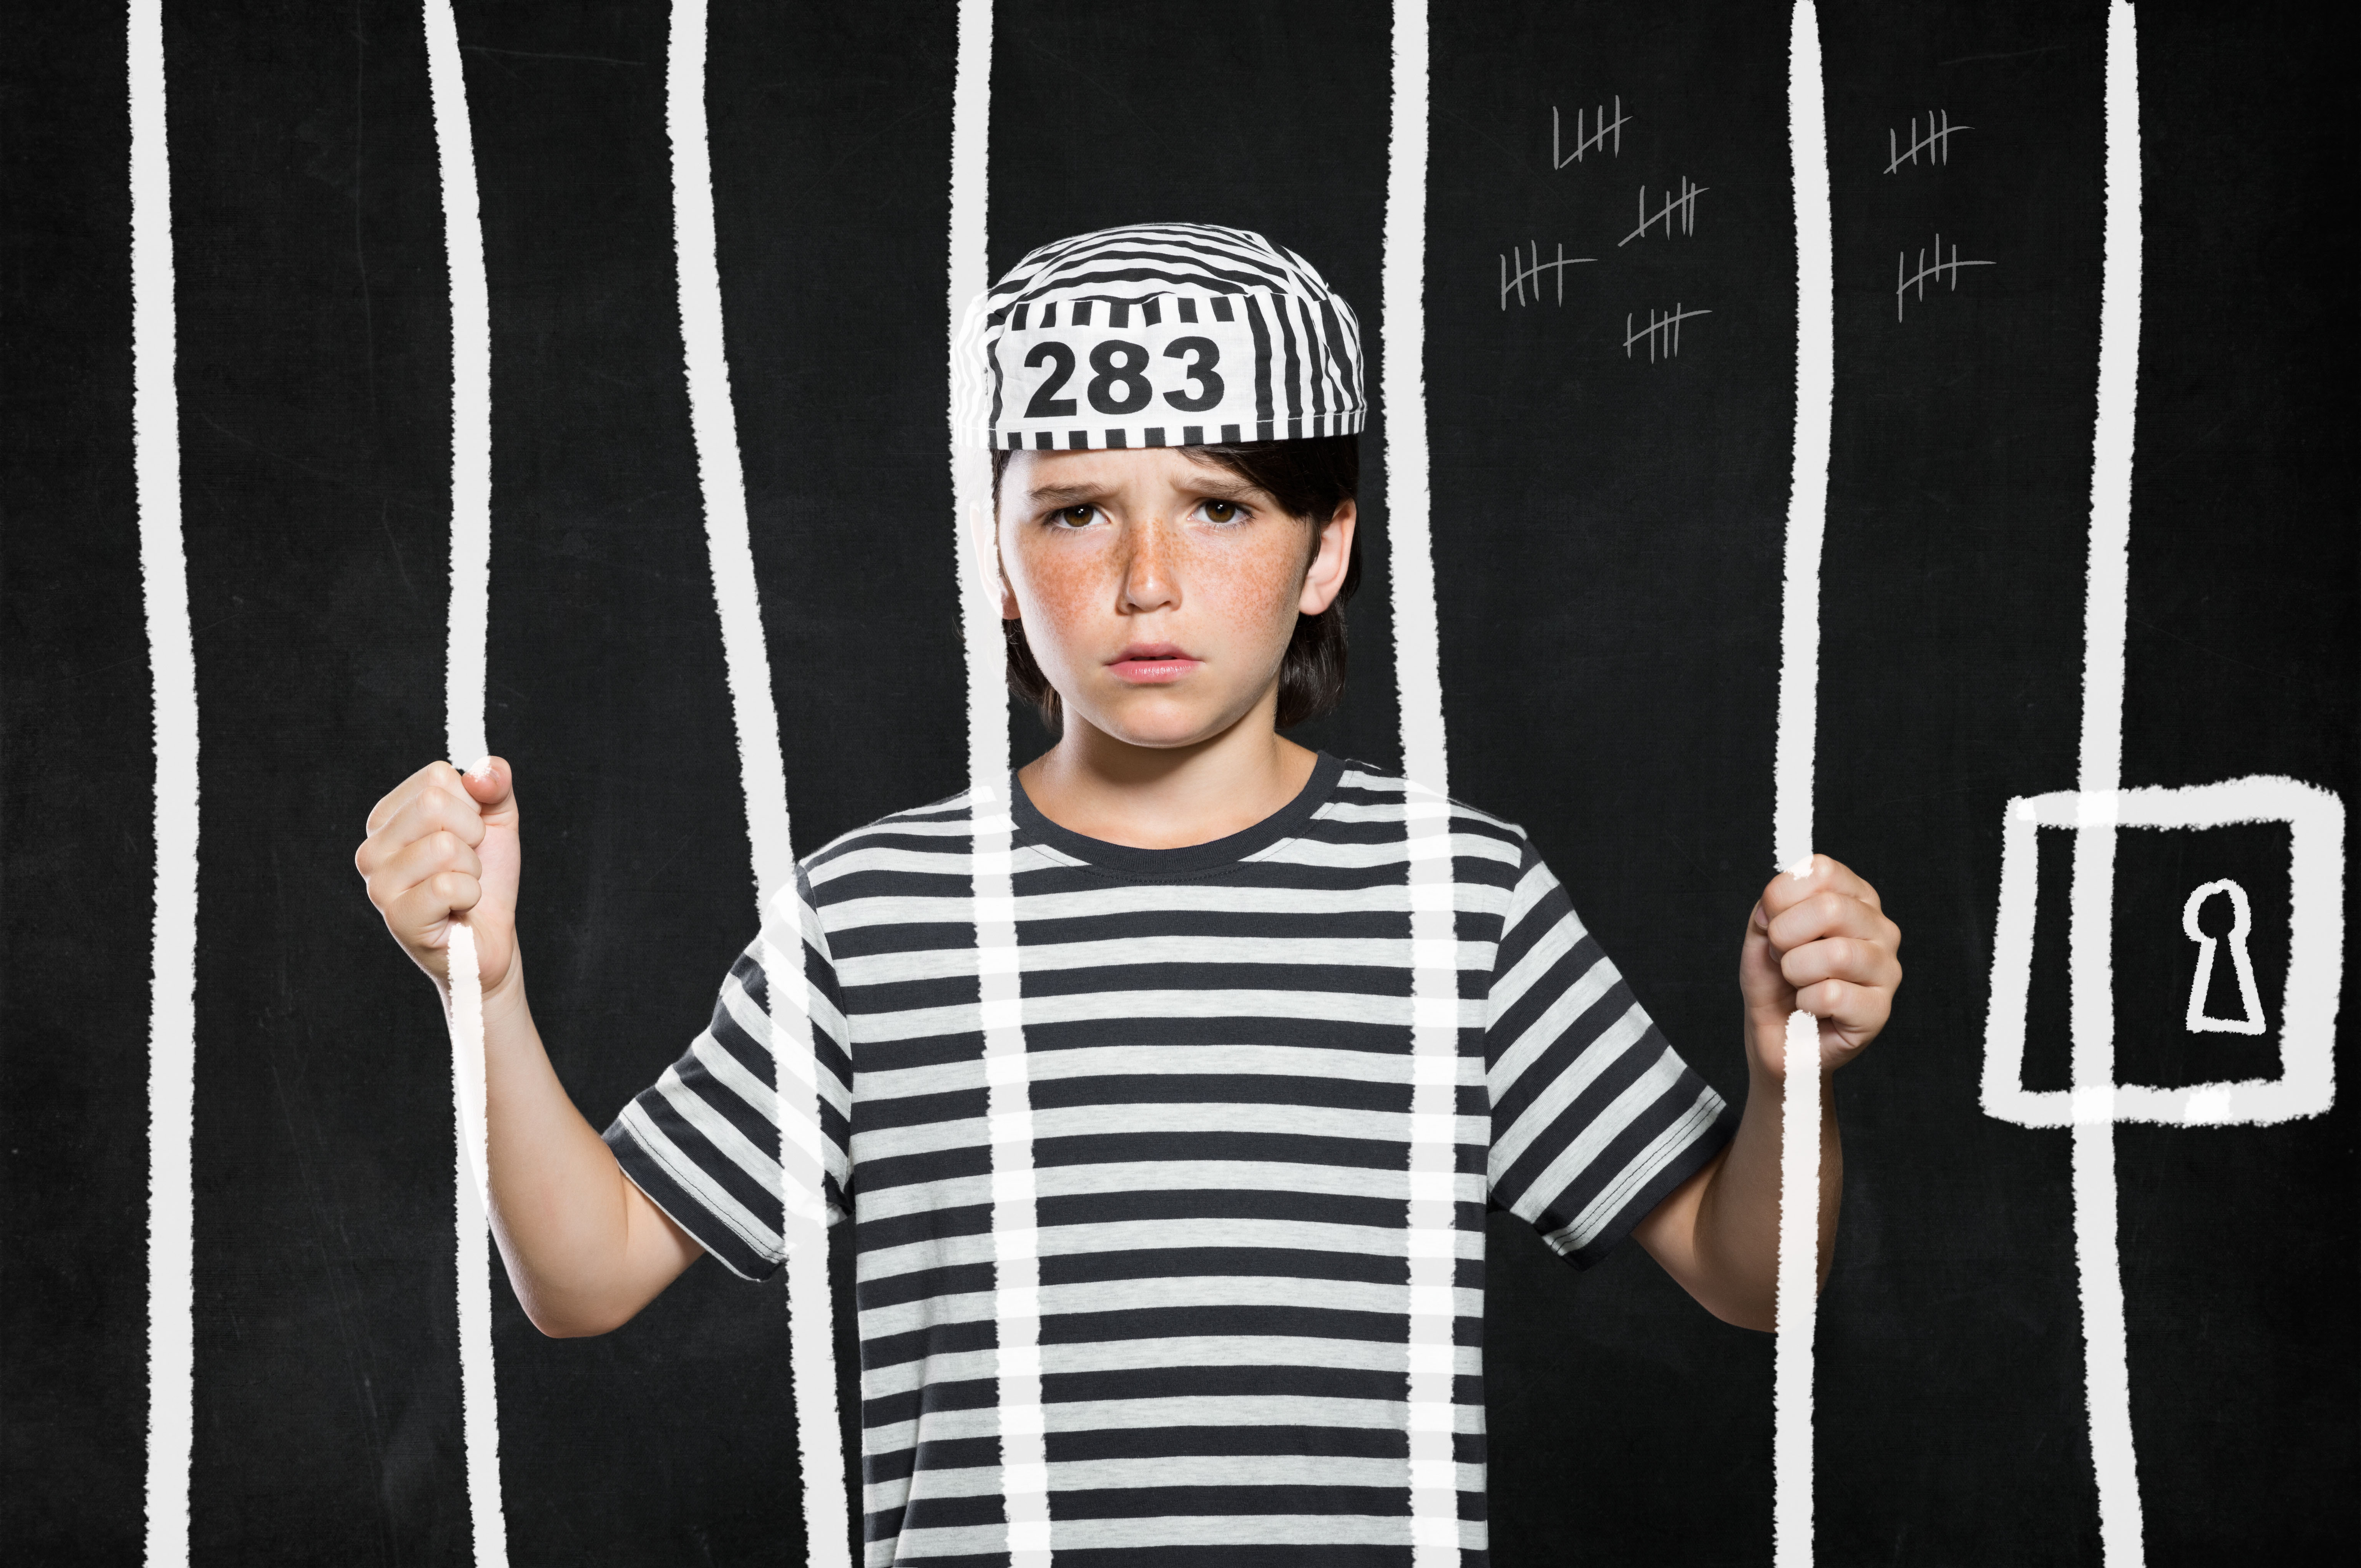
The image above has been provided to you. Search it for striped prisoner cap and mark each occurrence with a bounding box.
[951,223,1365,452]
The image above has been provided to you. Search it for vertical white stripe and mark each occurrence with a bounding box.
[663,4,848,1564]
[422,4,509,1563]
[1384,7,1462,1561]
[946,0,994,566]
[445,910,498,1563]
[668,0,796,909]
[2071,4,2146,1562]
[2077,1,2140,814]
[1972,8,2150,1556]
[1775,7,1834,1565]
[130,4,197,1560]
[428,0,491,771]
[1778,0,1831,883]
[1772,1007,1821,1568]
[2072,1113,2139,1561]
[764,907,851,1568]
[1385,0,1447,803]
[448,923,489,1211]
[1402,797,1464,1567]
[945,4,1049,1563]
[978,868,1050,1568]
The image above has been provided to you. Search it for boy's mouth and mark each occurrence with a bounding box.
[1107,642,1200,684]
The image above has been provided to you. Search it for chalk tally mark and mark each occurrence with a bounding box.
[1623,304,1712,361]
[1894,233,1996,321]
[1618,178,1707,246]
[1553,96,1628,166]
[1498,241,1594,309]
[1884,110,1971,173]
[2181,879,2266,1035]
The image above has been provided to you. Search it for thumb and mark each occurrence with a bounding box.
[1739,901,1791,1008]
[448,756,519,993]
[457,755,516,819]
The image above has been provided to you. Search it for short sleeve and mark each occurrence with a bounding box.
[1484,835,1738,1268]
[603,864,854,1283]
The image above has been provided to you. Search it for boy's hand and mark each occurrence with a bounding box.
[1740,854,1901,1080]
[355,757,522,1000]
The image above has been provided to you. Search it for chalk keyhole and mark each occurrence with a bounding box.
[2182,879,2266,1035]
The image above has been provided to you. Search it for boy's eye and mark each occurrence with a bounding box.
[1052,505,1096,527]
[1199,499,1243,523]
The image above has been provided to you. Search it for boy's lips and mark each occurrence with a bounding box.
[1107,643,1200,684]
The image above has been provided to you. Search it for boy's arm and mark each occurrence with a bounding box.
[1631,855,1900,1331]
[470,968,703,1332]
[474,967,709,1337]
[357,759,707,1339]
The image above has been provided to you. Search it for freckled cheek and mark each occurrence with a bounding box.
[1008,528,1306,663]
[1009,546,1106,644]
[1002,538,1112,689]
[1177,539,1307,652]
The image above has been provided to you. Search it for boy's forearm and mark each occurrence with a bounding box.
[1685,1061,1842,1331]
[467,966,636,1337]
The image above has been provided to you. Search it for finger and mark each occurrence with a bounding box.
[1740,899,1789,976]
[1765,890,1894,955]
[1779,934,1903,995]
[1808,855,1883,913]
[1738,916,1803,1027]
[377,777,487,857]
[1758,853,1883,920]
[370,829,484,904]
[363,763,440,837]
[366,759,469,837]
[383,868,484,936]
[1790,976,1890,1034]
[357,796,474,884]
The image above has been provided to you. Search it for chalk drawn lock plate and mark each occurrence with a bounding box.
[1983,774,2346,1129]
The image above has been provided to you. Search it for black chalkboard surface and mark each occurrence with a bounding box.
[3,1,2351,1564]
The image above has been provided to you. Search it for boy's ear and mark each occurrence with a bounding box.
[967,483,1020,619]
[1298,499,1357,616]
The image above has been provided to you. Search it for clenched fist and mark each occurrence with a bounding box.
[1740,854,1902,1080]
[355,757,522,999]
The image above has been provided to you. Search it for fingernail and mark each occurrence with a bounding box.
[1788,854,1815,880]
[465,755,494,780]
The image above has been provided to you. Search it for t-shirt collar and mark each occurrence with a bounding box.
[1008,749,1346,881]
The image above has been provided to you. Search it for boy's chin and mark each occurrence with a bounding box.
[1071,691,1260,752]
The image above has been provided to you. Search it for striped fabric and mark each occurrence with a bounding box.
[950,223,1366,452]
[604,754,1736,1566]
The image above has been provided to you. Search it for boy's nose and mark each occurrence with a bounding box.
[1117,517,1180,613]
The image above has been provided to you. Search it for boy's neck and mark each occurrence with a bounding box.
[1015,697,1320,850]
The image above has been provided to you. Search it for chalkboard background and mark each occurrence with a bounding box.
[4,0,2353,1563]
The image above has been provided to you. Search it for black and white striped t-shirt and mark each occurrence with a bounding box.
[604,754,1736,1566]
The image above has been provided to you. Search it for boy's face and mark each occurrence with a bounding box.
[996,446,1356,750]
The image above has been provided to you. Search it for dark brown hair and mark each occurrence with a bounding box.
[989,434,1363,730]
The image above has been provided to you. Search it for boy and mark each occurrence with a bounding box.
[357,223,1901,1563]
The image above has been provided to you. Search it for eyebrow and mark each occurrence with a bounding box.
[1024,483,1112,507]
[1023,476,1267,507]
